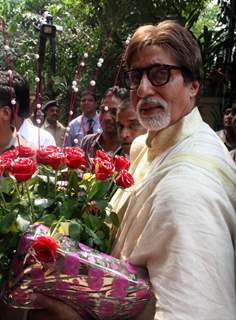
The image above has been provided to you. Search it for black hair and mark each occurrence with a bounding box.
[104,86,129,101]
[0,70,30,118]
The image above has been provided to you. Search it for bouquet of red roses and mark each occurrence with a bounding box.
[0,145,151,319]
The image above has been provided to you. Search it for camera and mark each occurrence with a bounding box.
[35,11,62,38]
[39,11,56,38]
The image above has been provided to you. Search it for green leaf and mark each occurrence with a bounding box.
[109,212,120,228]
[59,198,79,219]
[83,214,100,231]
[41,214,57,226]
[0,177,15,194]
[0,212,17,234]
[67,170,81,193]
[96,230,105,240]
[95,199,108,210]
[87,180,111,201]
[69,220,83,240]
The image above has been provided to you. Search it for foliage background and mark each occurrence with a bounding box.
[0,0,235,124]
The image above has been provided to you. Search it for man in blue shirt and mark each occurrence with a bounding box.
[66,90,101,146]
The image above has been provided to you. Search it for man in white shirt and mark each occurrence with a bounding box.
[0,70,37,154]
[18,117,56,147]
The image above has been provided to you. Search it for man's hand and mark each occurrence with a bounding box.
[28,293,81,320]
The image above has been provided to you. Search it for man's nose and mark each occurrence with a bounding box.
[103,111,114,120]
[136,73,155,98]
[121,127,131,139]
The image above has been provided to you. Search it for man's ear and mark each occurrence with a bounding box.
[189,80,200,98]
[1,106,12,121]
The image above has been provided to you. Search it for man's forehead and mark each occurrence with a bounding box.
[81,94,94,100]
[48,105,58,109]
[128,45,174,69]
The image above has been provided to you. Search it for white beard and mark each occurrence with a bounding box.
[136,97,171,131]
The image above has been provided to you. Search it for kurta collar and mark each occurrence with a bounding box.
[145,107,203,161]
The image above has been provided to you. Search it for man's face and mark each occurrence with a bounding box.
[45,106,59,124]
[0,105,12,133]
[116,108,146,155]
[129,45,200,132]
[223,107,232,127]
[99,96,120,134]
[230,101,236,133]
[80,94,96,116]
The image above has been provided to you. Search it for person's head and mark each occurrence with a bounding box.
[0,71,15,131]
[0,70,30,120]
[124,20,202,132]
[223,104,232,128]
[230,94,236,133]
[43,100,60,125]
[116,97,146,155]
[79,90,97,117]
[99,87,128,135]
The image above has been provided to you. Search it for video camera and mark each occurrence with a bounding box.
[36,11,63,38]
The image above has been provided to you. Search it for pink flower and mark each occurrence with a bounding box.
[87,268,104,290]
[62,253,80,276]
[99,301,114,317]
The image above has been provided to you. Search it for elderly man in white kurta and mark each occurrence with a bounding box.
[110,21,236,320]
[18,20,236,320]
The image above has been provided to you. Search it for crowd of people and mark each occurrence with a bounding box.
[0,19,236,320]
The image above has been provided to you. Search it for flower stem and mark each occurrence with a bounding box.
[50,216,64,238]
[54,170,58,198]
[0,192,7,210]
[24,181,33,222]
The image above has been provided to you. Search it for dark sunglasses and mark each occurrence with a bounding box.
[124,63,183,90]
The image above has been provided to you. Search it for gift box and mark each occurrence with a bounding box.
[4,224,152,319]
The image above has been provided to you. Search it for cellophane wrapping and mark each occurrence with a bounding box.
[4,224,152,319]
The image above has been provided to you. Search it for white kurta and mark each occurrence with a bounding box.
[111,108,236,320]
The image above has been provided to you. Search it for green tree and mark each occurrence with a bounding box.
[1,0,218,120]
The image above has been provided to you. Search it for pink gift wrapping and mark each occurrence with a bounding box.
[3,224,152,319]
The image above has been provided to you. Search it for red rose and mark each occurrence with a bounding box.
[95,158,115,180]
[95,150,113,163]
[0,158,11,176]
[37,146,65,170]
[36,146,61,164]
[14,145,35,158]
[10,158,37,182]
[64,147,87,169]
[46,152,65,170]
[0,149,18,160]
[114,155,129,171]
[32,236,58,263]
[115,169,134,189]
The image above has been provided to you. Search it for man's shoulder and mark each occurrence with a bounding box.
[57,121,66,130]
[130,133,147,163]
[69,115,82,126]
